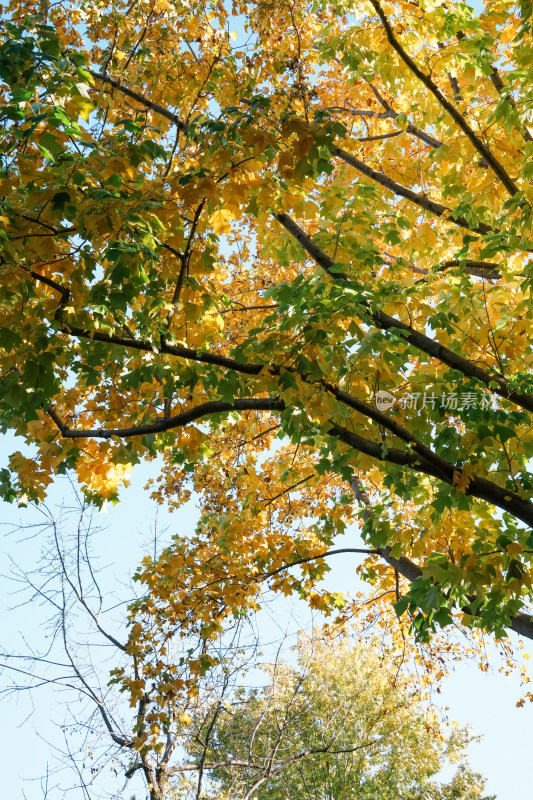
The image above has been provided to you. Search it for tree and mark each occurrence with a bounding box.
[0,497,493,799]
[199,632,494,800]
[1,496,263,800]
[2,0,533,665]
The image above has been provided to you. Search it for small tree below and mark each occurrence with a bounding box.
[184,632,493,800]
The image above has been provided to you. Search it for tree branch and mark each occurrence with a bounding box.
[261,548,378,582]
[333,147,493,235]
[274,212,533,414]
[369,0,519,197]
[88,70,188,133]
[330,421,533,529]
[349,475,533,639]
[47,399,284,439]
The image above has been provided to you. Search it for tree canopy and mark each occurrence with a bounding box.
[2,0,533,690]
[200,632,493,800]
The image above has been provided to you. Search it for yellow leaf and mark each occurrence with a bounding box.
[209,208,234,235]
[66,96,94,122]
[452,464,475,493]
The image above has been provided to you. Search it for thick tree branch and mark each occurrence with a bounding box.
[324,382,459,483]
[349,475,533,639]
[330,422,533,528]
[274,212,533,414]
[333,147,493,235]
[88,69,188,133]
[440,260,502,280]
[369,0,519,197]
[47,399,284,439]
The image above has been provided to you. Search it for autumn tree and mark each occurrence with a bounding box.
[2,0,533,695]
[192,632,494,800]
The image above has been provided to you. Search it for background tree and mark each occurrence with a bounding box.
[1,0,533,687]
[193,631,494,800]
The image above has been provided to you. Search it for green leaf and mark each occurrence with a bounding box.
[393,596,410,617]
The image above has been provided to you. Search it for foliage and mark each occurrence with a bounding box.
[2,0,533,701]
[197,631,494,800]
